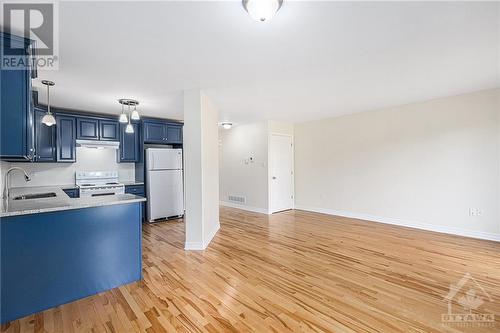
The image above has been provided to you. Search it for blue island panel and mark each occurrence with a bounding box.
[1,203,142,323]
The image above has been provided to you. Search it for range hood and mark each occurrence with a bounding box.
[76,139,120,149]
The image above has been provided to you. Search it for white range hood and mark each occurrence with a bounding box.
[76,139,120,149]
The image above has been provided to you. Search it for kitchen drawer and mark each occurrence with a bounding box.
[125,185,145,197]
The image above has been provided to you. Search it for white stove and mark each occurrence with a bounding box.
[75,171,125,197]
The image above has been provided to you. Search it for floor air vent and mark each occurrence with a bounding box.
[228,195,246,204]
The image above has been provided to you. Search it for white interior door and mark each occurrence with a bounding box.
[270,134,294,213]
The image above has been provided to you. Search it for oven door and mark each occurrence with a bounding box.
[80,186,125,197]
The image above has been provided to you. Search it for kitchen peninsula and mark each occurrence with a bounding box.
[0,185,146,323]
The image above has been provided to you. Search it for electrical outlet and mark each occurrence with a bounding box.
[469,208,483,217]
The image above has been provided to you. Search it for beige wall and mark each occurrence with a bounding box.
[294,89,500,240]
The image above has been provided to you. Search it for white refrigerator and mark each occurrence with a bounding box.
[146,148,184,222]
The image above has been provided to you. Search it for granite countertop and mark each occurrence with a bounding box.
[1,185,146,218]
[120,181,144,186]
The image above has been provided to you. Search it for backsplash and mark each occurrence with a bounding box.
[1,148,135,188]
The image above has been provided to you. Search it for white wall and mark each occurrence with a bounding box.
[294,89,500,241]
[184,89,220,250]
[219,121,293,214]
[3,147,135,188]
[219,122,269,213]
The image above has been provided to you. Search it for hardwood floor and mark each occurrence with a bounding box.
[2,207,499,332]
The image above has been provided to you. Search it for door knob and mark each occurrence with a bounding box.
[272,176,277,180]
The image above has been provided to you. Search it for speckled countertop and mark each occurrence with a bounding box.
[1,185,146,218]
[120,181,144,186]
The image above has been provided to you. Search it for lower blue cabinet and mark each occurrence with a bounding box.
[125,185,146,221]
[34,108,56,162]
[62,188,79,198]
[56,115,76,162]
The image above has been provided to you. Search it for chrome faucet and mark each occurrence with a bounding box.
[3,167,31,199]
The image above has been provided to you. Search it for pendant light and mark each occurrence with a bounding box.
[131,104,140,120]
[125,104,134,134]
[242,0,283,22]
[119,103,128,123]
[41,80,56,126]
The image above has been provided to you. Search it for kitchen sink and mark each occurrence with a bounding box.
[13,192,57,200]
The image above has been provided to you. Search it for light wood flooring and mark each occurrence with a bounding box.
[2,207,500,332]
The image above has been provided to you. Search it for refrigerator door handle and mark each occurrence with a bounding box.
[151,153,155,170]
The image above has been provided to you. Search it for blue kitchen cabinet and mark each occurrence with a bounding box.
[76,117,99,140]
[34,108,56,162]
[0,33,36,161]
[125,185,146,221]
[125,184,145,196]
[167,124,183,144]
[1,202,142,323]
[99,120,119,141]
[62,188,79,198]
[143,120,166,143]
[119,122,140,162]
[143,119,183,144]
[76,117,119,141]
[56,115,76,162]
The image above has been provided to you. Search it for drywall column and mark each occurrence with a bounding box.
[183,89,220,250]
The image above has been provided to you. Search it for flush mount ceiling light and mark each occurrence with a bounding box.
[221,122,233,130]
[242,0,283,22]
[41,80,56,126]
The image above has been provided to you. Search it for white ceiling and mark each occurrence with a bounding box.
[27,1,499,123]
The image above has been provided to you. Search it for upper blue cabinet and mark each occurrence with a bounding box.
[56,114,76,162]
[167,124,183,144]
[76,117,99,140]
[143,119,183,144]
[100,120,119,141]
[76,116,119,141]
[143,120,166,143]
[119,122,140,163]
[0,33,37,161]
[34,108,56,162]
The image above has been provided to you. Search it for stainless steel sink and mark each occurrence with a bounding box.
[13,192,57,200]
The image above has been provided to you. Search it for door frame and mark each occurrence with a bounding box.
[268,133,295,214]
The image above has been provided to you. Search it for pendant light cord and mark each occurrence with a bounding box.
[46,84,51,115]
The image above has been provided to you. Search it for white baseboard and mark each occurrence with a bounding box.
[184,241,205,250]
[184,221,220,250]
[203,222,220,248]
[220,201,270,215]
[294,205,500,242]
